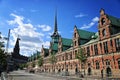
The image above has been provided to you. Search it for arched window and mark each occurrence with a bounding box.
[74,33,77,38]
[96,61,100,69]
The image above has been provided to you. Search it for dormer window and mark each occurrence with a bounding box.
[101,18,106,25]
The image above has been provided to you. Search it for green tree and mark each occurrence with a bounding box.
[38,55,43,67]
[50,53,57,72]
[76,47,87,75]
[0,42,7,71]
[31,61,35,68]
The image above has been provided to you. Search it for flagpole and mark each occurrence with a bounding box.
[6,29,10,52]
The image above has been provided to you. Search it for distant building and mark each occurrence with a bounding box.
[11,37,28,70]
[28,9,120,77]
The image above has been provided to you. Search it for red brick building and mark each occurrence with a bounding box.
[28,9,120,77]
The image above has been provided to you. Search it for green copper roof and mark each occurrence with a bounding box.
[77,29,95,40]
[52,43,58,51]
[61,38,72,46]
[107,14,120,27]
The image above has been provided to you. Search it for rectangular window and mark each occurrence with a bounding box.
[115,38,120,52]
[96,61,100,69]
[91,45,93,51]
[103,42,108,54]
[110,40,113,47]
[87,46,90,56]
[94,44,98,55]
[75,41,77,46]
[62,56,64,61]
[106,60,110,66]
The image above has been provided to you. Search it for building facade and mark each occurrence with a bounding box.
[28,9,120,77]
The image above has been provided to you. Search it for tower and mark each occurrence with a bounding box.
[13,37,20,55]
[51,11,60,43]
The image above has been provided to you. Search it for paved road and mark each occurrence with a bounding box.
[7,70,68,80]
[7,70,120,80]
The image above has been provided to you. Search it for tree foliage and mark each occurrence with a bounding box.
[0,37,7,70]
[31,61,35,67]
[76,48,87,63]
[76,47,87,75]
[38,55,43,67]
[50,53,57,65]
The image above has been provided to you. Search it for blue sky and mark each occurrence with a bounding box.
[0,0,120,56]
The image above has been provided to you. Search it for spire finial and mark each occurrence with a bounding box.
[54,9,57,33]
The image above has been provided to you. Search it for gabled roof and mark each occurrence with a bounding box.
[52,43,58,51]
[61,38,72,46]
[107,14,120,27]
[77,29,95,40]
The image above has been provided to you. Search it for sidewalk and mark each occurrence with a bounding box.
[36,72,120,80]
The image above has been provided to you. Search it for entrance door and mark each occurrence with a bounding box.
[75,67,78,74]
[88,67,91,75]
[106,67,112,77]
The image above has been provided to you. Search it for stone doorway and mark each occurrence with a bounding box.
[75,67,78,74]
[106,67,112,77]
[88,67,91,75]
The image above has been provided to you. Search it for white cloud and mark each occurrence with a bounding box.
[7,13,51,56]
[80,16,99,29]
[38,25,51,31]
[42,41,50,48]
[92,17,99,22]
[75,13,87,18]
[30,9,39,12]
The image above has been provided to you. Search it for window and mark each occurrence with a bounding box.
[103,42,108,54]
[87,46,90,56]
[110,40,113,47]
[115,38,120,52]
[118,59,120,69]
[75,41,77,46]
[62,56,64,61]
[94,44,98,55]
[101,18,106,25]
[96,61,100,69]
[66,54,68,60]
[100,43,102,49]
[70,64,72,69]
[88,63,91,67]
[74,33,77,38]
[98,30,100,36]
[106,60,110,66]
[102,29,106,37]
[91,45,93,51]
[70,53,72,60]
